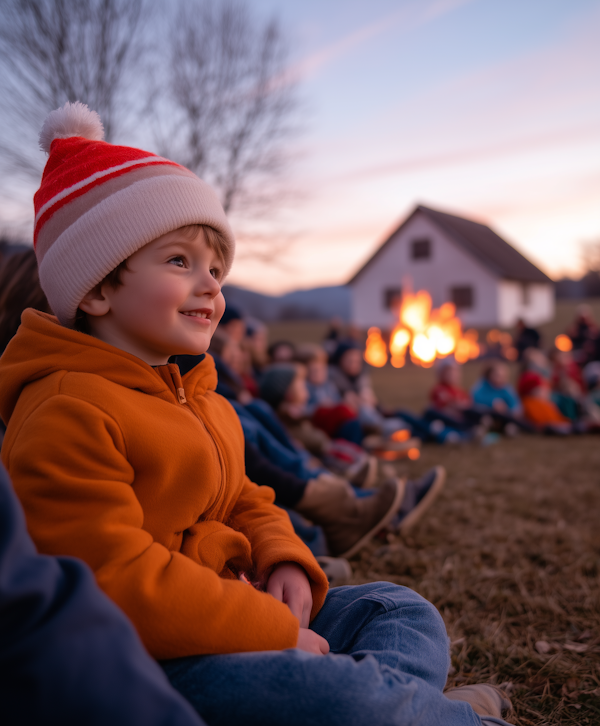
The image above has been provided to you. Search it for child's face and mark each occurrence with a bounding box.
[82,227,225,365]
[532,385,550,400]
[285,370,309,407]
[271,343,295,363]
[221,340,243,373]
[340,349,363,377]
[307,358,327,385]
[442,364,460,387]
[224,318,246,344]
[554,350,572,367]
[489,363,508,388]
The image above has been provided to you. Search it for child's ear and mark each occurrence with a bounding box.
[79,283,112,317]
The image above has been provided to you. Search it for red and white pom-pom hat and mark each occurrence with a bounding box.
[34,101,235,327]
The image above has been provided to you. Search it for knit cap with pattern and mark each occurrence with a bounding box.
[34,101,235,327]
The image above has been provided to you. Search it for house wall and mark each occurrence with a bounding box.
[350,212,500,329]
[497,281,555,327]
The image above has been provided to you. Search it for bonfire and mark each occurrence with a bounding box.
[364,289,480,368]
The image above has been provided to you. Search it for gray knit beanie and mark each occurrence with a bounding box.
[259,364,297,409]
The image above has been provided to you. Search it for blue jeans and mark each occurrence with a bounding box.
[161,582,481,726]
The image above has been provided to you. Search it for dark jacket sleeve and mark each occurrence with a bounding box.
[0,464,204,726]
[244,440,307,509]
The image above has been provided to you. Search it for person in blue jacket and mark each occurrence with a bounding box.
[0,463,205,726]
[471,361,533,434]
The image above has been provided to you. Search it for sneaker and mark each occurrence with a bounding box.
[315,556,352,586]
[444,684,513,723]
[396,466,446,534]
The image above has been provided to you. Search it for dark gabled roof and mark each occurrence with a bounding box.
[348,204,552,285]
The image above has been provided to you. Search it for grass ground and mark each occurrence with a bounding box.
[267,306,600,725]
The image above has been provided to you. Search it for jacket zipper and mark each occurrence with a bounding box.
[167,365,227,520]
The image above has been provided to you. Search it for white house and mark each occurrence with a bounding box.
[348,204,554,330]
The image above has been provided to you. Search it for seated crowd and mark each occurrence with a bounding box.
[1,249,599,583]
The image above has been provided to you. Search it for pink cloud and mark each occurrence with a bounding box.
[324,123,600,182]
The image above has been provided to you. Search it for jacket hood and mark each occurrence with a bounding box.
[0,309,217,425]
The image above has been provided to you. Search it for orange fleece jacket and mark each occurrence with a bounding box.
[0,310,328,659]
[522,396,569,426]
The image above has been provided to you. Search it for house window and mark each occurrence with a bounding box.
[384,287,402,311]
[410,238,431,260]
[451,286,474,309]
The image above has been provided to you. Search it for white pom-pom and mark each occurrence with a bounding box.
[39,101,105,153]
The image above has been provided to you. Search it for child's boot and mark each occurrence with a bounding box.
[444,683,514,724]
[296,474,404,558]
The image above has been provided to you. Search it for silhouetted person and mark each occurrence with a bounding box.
[514,318,541,361]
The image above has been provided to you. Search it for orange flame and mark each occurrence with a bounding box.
[389,325,410,368]
[364,327,388,367]
[555,334,573,352]
[363,289,481,367]
[400,291,478,366]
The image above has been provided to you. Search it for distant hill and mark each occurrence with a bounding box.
[555,271,600,299]
[222,284,351,322]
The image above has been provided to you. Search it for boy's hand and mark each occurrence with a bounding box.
[266,562,313,628]
[296,627,330,655]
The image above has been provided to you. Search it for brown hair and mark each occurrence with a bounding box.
[0,249,51,354]
[74,224,229,333]
[294,343,328,365]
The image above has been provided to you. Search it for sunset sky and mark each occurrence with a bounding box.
[227,0,600,293]
[1,0,598,296]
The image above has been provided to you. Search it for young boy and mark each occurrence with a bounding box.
[0,103,512,726]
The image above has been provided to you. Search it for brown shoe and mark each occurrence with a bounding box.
[296,474,405,558]
[444,683,513,722]
[346,455,378,488]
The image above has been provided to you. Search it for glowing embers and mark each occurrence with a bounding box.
[364,290,480,368]
[378,447,420,461]
[555,334,573,352]
[390,429,411,443]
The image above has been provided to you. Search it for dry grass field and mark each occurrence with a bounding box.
[267,301,600,725]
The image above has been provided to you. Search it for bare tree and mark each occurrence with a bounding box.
[0,0,145,180]
[0,0,304,254]
[156,0,300,220]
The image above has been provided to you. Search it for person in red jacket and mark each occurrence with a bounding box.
[429,360,471,417]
